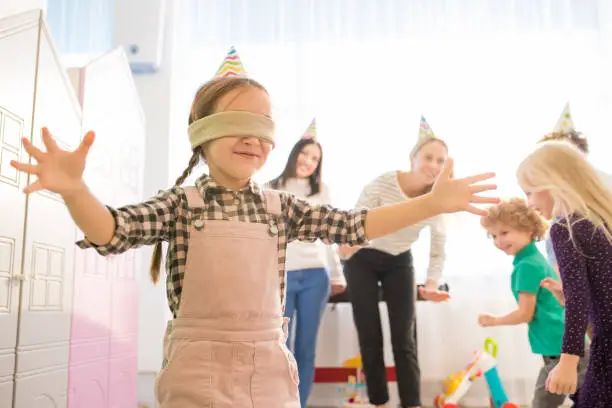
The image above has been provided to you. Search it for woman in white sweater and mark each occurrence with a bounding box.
[267,133,345,407]
[339,133,450,408]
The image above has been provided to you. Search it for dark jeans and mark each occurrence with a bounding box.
[345,248,419,407]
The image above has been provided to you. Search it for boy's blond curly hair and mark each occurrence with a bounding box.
[480,197,548,241]
[537,130,588,154]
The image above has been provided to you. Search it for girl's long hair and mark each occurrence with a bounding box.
[517,140,612,243]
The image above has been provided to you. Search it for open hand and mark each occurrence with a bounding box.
[10,127,94,195]
[430,158,499,216]
[418,282,450,302]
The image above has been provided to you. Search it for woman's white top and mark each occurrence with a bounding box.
[351,171,446,283]
[270,178,345,284]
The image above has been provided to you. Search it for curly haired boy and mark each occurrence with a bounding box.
[478,198,588,408]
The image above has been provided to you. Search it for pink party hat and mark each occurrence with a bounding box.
[214,46,247,78]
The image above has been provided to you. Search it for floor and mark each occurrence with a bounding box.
[310,405,568,408]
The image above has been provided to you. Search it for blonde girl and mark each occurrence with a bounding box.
[11,75,497,408]
[536,131,606,341]
[538,130,590,274]
[517,141,612,407]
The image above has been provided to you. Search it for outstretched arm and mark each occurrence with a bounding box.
[11,129,118,244]
[479,261,542,327]
[283,193,442,245]
[336,180,380,256]
[68,186,180,254]
[502,292,537,324]
[63,183,118,246]
[284,159,497,245]
[11,128,177,255]
[76,189,180,255]
[319,185,346,286]
[479,293,536,326]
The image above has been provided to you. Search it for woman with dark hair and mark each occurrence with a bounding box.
[267,119,345,407]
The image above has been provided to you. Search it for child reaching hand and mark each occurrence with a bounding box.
[517,141,612,407]
[540,278,595,343]
[540,277,565,306]
[10,75,498,408]
[539,278,595,341]
[478,198,588,408]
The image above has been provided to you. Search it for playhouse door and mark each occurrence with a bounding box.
[12,11,82,407]
[0,10,39,408]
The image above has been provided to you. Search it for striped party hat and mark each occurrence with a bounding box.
[553,102,575,133]
[418,115,435,139]
[302,118,317,140]
[214,46,247,78]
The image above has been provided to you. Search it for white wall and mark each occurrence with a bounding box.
[134,12,173,372]
[121,2,178,406]
[0,0,46,18]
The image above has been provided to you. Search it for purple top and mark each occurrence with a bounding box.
[550,216,612,356]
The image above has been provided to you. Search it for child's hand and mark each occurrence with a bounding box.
[541,277,565,306]
[546,361,578,395]
[430,158,499,216]
[10,127,94,196]
[478,313,499,327]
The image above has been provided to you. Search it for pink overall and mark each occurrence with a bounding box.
[155,187,300,407]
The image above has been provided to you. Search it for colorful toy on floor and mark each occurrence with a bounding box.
[338,355,374,407]
[434,338,519,408]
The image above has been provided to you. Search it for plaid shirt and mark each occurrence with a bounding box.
[78,175,368,317]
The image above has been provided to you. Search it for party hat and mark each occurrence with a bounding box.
[214,46,247,78]
[418,115,435,139]
[301,118,317,140]
[553,102,575,133]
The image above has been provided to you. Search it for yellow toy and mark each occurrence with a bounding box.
[443,370,466,396]
[343,355,362,369]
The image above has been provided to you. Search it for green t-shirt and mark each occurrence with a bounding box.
[511,241,565,356]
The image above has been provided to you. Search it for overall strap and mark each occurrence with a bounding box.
[263,189,285,315]
[263,190,282,216]
[183,186,205,209]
